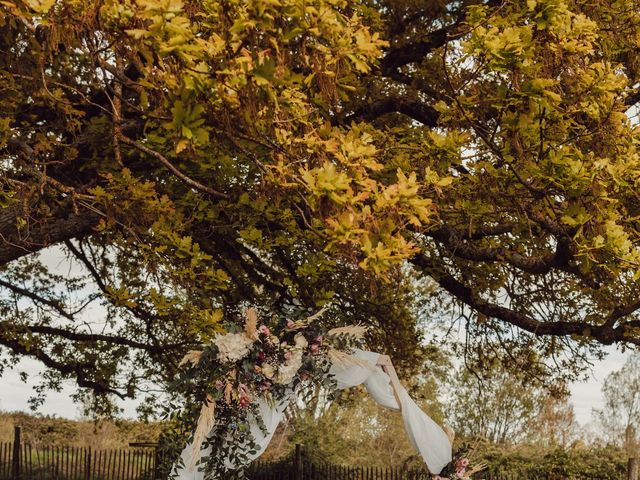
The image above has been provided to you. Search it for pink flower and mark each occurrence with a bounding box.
[455,458,469,474]
[238,383,251,407]
[259,380,272,390]
[315,335,323,344]
[286,319,295,328]
[258,325,270,335]
[310,344,319,353]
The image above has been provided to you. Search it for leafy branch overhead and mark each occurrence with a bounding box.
[1,0,640,410]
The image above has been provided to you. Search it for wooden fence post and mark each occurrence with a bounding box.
[11,426,20,480]
[154,445,162,480]
[629,457,638,480]
[85,447,92,480]
[293,444,303,480]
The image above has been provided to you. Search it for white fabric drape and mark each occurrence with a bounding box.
[330,349,452,474]
[173,349,452,479]
[173,394,293,480]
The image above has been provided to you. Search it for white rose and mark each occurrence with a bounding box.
[294,333,308,349]
[262,363,275,379]
[275,351,303,385]
[213,333,254,363]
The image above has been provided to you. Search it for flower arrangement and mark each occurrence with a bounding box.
[433,444,485,480]
[167,306,366,479]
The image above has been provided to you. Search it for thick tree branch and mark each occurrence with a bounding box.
[428,226,560,274]
[345,96,440,127]
[0,277,75,320]
[608,299,640,326]
[457,223,517,240]
[0,335,127,398]
[412,254,640,346]
[379,0,502,73]
[0,320,181,353]
[120,136,229,200]
[624,87,640,108]
[426,225,601,289]
[380,25,455,73]
[384,69,446,101]
[0,196,100,265]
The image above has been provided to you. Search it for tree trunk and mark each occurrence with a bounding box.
[628,458,638,480]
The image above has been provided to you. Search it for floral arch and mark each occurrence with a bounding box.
[169,309,474,480]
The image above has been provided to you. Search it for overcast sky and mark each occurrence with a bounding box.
[0,247,632,426]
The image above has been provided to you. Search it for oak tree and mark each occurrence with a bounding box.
[1,0,640,412]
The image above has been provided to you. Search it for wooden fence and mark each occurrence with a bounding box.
[0,427,160,480]
[246,444,624,480]
[247,459,431,479]
[0,427,627,480]
[0,443,158,480]
[245,444,436,479]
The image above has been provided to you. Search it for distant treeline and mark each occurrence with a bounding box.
[0,410,630,479]
[0,412,161,449]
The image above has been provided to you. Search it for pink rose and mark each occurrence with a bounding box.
[259,325,270,335]
[260,380,272,390]
[460,459,469,467]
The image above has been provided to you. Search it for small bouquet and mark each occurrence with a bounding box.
[433,444,485,480]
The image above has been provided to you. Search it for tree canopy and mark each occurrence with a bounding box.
[1,0,640,412]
